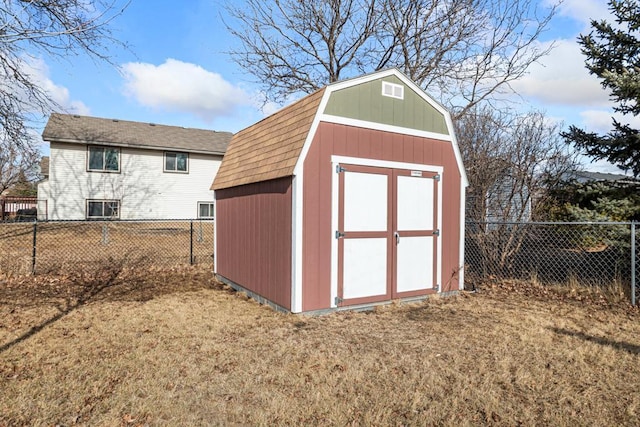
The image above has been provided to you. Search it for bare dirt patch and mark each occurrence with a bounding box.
[1,270,639,426]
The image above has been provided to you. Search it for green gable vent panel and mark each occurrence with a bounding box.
[323,75,449,135]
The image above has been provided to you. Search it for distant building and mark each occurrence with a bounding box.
[37,113,232,220]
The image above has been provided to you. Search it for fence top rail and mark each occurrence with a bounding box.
[466,220,636,226]
[1,218,215,224]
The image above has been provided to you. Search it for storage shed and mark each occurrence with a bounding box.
[212,69,468,313]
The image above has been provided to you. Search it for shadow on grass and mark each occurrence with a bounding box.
[0,262,125,354]
[0,261,225,354]
[549,327,640,355]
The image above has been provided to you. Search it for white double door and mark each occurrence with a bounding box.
[336,163,440,306]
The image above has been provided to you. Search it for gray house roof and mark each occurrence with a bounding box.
[573,170,639,184]
[43,113,232,155]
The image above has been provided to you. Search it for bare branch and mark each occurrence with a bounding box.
[0,0,130,151]
[224,0,559,114]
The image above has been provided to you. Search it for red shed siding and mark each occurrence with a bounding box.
[302,122,462,311]
[216,177,293,310]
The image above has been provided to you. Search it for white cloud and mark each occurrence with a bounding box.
[546,0,611,28]
[579,110,615,133]
[121,59,251,122]
[579,109,640,134]
[10,57,90,115]
[511,39,612,107]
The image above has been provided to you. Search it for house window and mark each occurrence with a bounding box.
[382,81,404,100]
[164,152,189,173]
[88,146,120,172]
[198,202,214,218]
[86,200,120,219]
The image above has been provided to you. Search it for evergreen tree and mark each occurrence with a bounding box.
[562,0,640,177]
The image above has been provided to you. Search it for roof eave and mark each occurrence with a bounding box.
[45,137,226,156]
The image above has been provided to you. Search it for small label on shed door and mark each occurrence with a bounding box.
[410,170,422,177]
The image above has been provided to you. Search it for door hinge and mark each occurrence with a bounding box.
[433,174,441,181]
[433,229,440,236]
[335,230,345,239]
[335,296,343,305]
[336,165,346,173]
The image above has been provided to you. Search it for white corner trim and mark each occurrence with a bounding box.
[213,191,218,273]
[290,176,303,313]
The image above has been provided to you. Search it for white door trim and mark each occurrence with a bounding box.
[330,155,443,308]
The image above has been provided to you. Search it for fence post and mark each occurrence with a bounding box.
[632,221,636,306]
[190,220,194,265]
[31,220,37,274]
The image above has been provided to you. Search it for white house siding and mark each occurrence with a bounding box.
[36,180,50,220]
[41,142,222,220]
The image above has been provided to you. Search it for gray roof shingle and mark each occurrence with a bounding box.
[43,113,232,155]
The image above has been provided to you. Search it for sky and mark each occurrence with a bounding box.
[30,0,637,173]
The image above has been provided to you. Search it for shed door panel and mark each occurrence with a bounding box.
[343,238,387,299]
[344,171,387,231]
[396,236,434,293]
[393,171,438,296]
[338,166,392,305]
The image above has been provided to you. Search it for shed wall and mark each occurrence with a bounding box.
[215,177,293,310]
[302,122,462,311]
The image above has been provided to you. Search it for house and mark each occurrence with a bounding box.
[212,69,468,313]
[37,113,232,220]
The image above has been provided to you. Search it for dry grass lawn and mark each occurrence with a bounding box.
[1,266,639,426]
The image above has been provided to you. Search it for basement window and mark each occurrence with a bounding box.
[198,202,214,219]
[382,81,404,100]
[86,199,120,219]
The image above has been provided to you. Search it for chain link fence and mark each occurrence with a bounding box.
[0,219,214,275]
[3,219,638,304]
[465,221,639,304]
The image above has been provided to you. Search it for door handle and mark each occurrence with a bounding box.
[394,231,400,245]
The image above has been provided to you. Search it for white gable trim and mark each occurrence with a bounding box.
[320,113,453,142]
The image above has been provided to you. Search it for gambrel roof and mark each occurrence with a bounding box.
[43,113,232,155]
[212,89,325,190]
[212,68,468,191]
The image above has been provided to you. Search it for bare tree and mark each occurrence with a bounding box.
[0,135,39,195]
[225,0,381,100]
[0,0,130,151]
[456,106,578,223]
[224,0,557,116]
[456,106,580,273]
